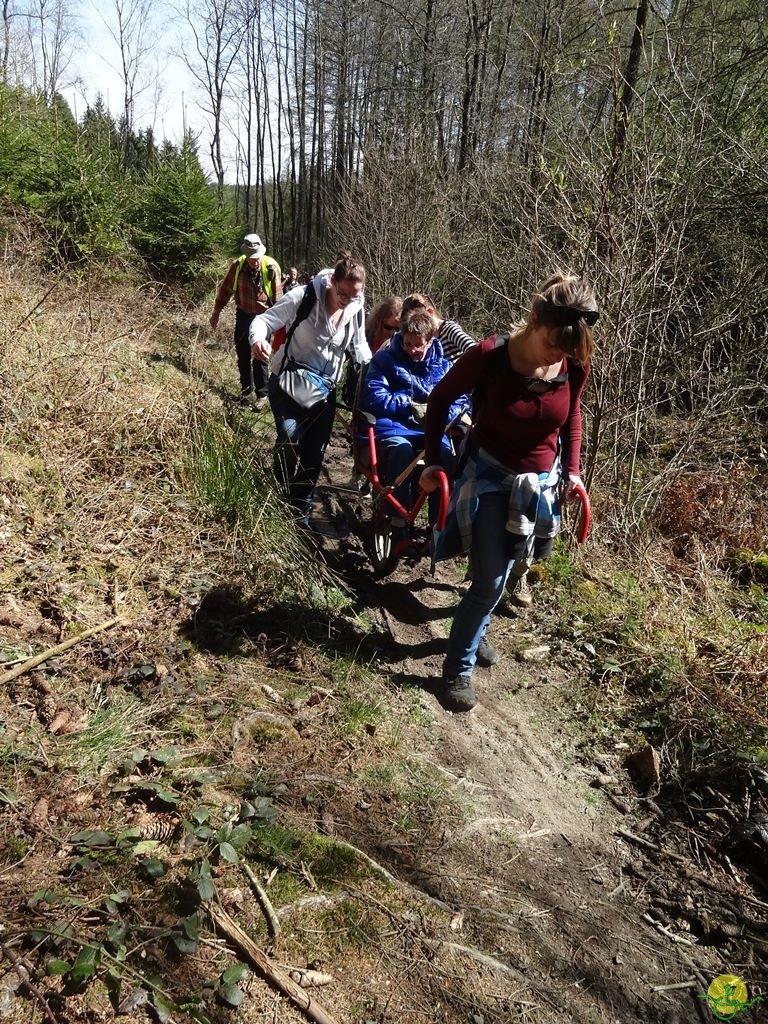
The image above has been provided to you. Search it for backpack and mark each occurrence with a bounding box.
[272,282,318,353]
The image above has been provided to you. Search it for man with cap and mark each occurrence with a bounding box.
[210,234,282,407]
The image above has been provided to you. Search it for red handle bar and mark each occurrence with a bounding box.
[569,481,591,543]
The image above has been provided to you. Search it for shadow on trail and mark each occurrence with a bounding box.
[182,583,390,663]
[388,668,447,701]
[374,578,454,627]
[384,635,447,662]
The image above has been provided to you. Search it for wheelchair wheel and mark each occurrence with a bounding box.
[368,517,400,578]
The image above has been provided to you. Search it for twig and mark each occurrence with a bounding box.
[665,945,712,1024]
[333,409,352,437]
[388,410,465,491]
[617,828,768,912]
[0,942,59,1024]
[607,868,627,899]
[723,855,743,884]
[392,450,426,489]
[14,283,59,329]
[242,863,282,939]
[642,913,695,946]
[422,938,534,993]
[617,828,688,864]
[276,893,350,920]
[650,980,698,992]
[0,616,124,686]
[208,903,340,1024]
[318,836,454,913]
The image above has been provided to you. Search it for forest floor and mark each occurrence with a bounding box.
[0,268,766,1024]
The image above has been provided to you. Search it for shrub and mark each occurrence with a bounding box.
[128,135,221,280]
[0,85,129,262]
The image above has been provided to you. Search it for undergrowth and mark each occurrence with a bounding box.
[0,265,474,1023]
[541,527,767,795]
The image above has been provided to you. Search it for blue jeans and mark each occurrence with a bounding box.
[443,491,529,678]
[377,435,455,523]
[267,373,337,526]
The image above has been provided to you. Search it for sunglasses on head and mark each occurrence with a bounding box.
[542,302,599,328]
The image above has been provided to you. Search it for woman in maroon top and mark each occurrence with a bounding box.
[420,272,598,712]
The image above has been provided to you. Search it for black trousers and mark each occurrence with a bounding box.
[234,309,269,396]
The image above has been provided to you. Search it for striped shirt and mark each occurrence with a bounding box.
[439,319,476,362]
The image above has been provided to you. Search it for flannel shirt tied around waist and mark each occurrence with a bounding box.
[433,447,562,562]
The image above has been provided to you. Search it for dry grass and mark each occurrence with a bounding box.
[543,522,768,790]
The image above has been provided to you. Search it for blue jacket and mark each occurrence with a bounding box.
[361,334,468,440]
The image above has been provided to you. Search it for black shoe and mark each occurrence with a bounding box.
[443,675,477,712]
[475,636,499,667]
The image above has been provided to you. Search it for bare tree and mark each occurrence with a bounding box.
[21,0,79,101]
[1,0,14,80]
[177,0,247,202]
[97,0,164,165]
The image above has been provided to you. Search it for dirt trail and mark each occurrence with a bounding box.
[308,431,748,1024]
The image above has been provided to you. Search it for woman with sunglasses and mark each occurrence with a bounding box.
[419,272,598,712]
[250,251,370,529]
[366,297,403,354]
[340,295,403,412]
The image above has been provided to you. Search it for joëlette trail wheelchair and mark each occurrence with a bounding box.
[352,407,453,578]
[343,358,591,577]
[351,422,592,578]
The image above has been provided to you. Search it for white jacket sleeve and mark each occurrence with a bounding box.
[249,287,306,351]
[347,308,372,365]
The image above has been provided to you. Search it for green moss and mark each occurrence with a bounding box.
[253,870,304,908]
[730,548,768,587]
[297,835,371,886]
[318,899,381,953]
[0,835,30,863]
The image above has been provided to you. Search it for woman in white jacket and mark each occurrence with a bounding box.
[250,251,370,528]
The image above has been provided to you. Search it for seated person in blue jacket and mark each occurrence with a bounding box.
[360,308,469,528]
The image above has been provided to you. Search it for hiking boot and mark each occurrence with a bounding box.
[442,674,477,712]
[239,389,258,407]
[507,573,532,608]
[475,635,499,667]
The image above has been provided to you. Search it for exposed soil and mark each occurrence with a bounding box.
[294,427,768,1022]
